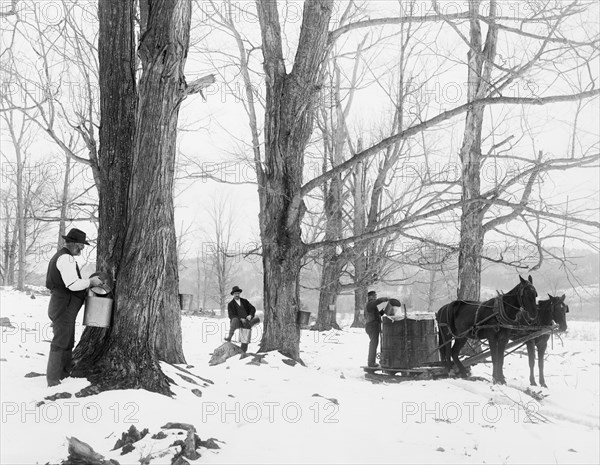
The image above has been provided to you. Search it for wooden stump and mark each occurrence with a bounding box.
[62,437,119,465]
[208,342,244,366]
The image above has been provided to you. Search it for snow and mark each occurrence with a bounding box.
[1,287,599,464]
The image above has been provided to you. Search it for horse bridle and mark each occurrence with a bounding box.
[516,281,538,324]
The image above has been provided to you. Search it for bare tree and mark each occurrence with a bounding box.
[0,100,33,289]
[179,1,598,359]
[430,0,600,300]
[202,195,237,317]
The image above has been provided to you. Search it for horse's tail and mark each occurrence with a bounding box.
[436,303,455,369]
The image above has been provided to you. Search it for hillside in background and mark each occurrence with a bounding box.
[22,248,598,322]
[177,248,598,322]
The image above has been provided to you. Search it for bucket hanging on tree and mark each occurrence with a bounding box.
[83,280,113,328]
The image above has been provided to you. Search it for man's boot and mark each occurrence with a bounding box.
[47,349,63,387]
[224,328,234,342]
[224,319,238,342]
[240,343,248,353]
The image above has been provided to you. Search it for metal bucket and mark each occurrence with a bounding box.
[297,310,311,326]
[83,289,113,328]
[179,293,194,311]
[238,327,252,344]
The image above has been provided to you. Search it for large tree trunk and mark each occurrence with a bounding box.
[74,0,189,394]
[56,155,71,250]
[256,0,333,360]
[314,64,347,332]
[73,0,137,375]
[314,244,342,331]
[457,104,485,301]
[352,286,367,327]
[314,175,342,331]
[351,156,367,327]
[457,0,497,301]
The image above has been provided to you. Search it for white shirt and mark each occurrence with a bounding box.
[56,254,90,291]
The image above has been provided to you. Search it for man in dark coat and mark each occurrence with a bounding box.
[364,290,389,367]
[45,228,103,387]
[224,285,260,352]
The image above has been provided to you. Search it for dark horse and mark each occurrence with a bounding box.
[436,275,538,384]
[512,294,569,387]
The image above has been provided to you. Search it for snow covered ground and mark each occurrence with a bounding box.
[1,287,598,464]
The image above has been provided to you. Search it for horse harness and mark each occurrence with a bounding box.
[440,284,536,340]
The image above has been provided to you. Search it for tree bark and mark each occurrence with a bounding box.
[117,0,189,365]
[15,133,25,291]
[457,0,497,301]
[1,203,16,286]
[256,0,334,359]
[74,0,190,394]
[56,155,71,251]
[314,121,344,330]
[73,0,137,375]
[351,150,367,327]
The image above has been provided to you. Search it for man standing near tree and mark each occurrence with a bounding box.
[224,286,260,352]
[364,290,389,368]
[45,228,103,387]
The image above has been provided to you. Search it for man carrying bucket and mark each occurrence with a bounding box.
[45,228,103,387]
[364,290,389,368]
[224,286,260,352]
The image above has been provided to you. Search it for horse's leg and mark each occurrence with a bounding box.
[495,331,509,384]
[538,337,548,388]
[526,340,537,386]
[451,337,469,378]
[488,335,500,383]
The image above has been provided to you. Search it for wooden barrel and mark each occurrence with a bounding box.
[380,314,439,369]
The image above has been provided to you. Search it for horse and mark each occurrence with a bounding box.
[436,275,538,384]
[512,294,569,388]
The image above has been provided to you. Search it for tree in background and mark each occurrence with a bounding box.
[432,0,600,301]
[202,195,237,317]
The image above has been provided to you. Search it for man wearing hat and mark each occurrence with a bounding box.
[364,290,390,368]
[45,228,103,387]
[225,286,260,352]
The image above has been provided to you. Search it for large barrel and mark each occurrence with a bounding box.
[380,314,439,369]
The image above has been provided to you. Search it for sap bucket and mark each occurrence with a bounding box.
[297,310,311,326]
[83,287,113,328]
[179,293,194,311]
[238,327,252,344]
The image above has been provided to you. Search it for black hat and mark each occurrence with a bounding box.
[62,228,90,245]
[231,286,243,295]
[367,290,377,297]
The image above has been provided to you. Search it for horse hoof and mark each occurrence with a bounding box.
[530,381,537,387]
[540,383,548,388]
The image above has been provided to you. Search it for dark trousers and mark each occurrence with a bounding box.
[226,316,261,351]
[46,291,84,384]
[365,321,381,367]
